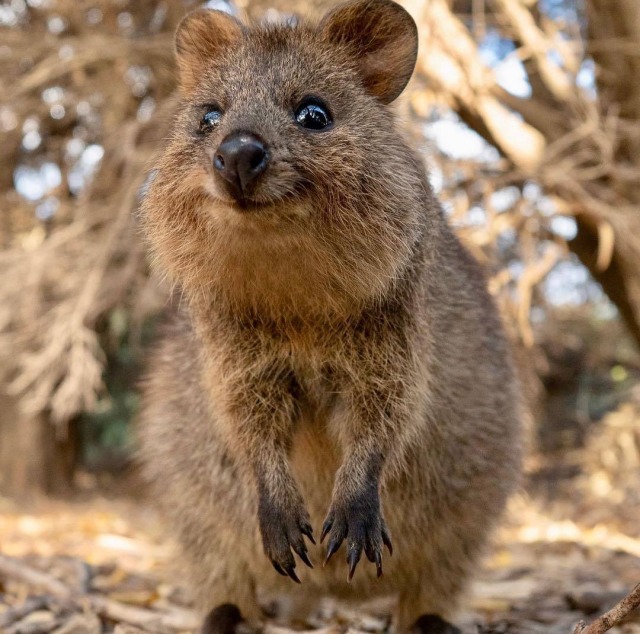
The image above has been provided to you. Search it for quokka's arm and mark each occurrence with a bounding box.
[202,343,315,583]
[322,331,419,581]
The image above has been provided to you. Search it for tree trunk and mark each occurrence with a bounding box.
[0,391,78,498]
[581,0,640,347]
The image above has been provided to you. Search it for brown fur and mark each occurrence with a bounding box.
[137,1,523,631]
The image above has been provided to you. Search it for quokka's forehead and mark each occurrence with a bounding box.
[224,23,353,80]
[202,29,356,106]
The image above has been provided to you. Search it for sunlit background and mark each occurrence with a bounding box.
[1,0,639,632]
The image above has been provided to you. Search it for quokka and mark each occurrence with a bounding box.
[138,1,523,632]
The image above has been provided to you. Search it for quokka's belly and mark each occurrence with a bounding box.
[289,416,342,527]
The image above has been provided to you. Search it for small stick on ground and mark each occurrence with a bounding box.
[0,596,49,628]
[0,554,199,633]
[574,582,640,634]
[0,554,70,597]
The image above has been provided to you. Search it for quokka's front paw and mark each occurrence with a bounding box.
[258,494,315,583]
[321,488,393,581]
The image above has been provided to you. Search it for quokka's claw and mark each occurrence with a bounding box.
[296,547,314,569]
[375,550,383,578]
[320,519,333,544]
[324,538,341,566]
[347,546,362,582]
[272,561,287,576]
[382,528,393,556]
[301,523,316,545]
[284,564,301,583]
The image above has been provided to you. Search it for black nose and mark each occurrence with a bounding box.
[213,132,269,200]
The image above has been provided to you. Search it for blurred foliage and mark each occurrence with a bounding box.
[79,310,148,473]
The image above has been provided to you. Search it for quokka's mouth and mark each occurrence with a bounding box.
[228,197,273,212]
[224,187,311,215]
[205,184,274,212]
[206,170,312,216]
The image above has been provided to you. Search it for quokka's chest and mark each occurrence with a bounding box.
[288,380,344,519]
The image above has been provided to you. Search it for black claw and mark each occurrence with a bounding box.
[347,547,362,582]
[272,561,287,576]
[291,539,313,569]
[298,548,314,569]
[364,539,376,563]
[284,564,301,583]
[301,523,316,545]
[324,538,341,566]
[382,530,393,556]
[375,550,383,578]
[320,519,332,544]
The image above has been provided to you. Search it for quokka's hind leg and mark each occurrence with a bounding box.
[408,614,462,634]
[201,604,245,634]
[396,593,463,634]
[392,485,496,633]
[182,540,262,634]
[395,569,467,634]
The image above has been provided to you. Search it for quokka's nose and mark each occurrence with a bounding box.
[213,132,269,200]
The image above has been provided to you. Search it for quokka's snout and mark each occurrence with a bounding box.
[212,130,270,205]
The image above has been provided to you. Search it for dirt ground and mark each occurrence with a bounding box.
[1,406,640,634]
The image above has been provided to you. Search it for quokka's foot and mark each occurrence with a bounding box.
[321,483,392,581]
[258,492,315,583]
[411,614,463,634]
[201,604,245,634]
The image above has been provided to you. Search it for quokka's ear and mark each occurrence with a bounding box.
[175,9,244,94]
[319,0,418,104]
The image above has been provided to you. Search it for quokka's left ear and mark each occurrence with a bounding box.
[319,0,418,104]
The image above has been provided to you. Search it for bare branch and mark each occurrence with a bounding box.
[493,0,575,101]
[406,0,547,170]
[573,583,640,634]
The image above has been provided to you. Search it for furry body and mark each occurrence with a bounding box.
[138,2,523,631]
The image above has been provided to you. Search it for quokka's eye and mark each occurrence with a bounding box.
[295,97,332,131]
[199,107,222,134]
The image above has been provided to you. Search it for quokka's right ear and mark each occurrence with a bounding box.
[319,0,418,104]
[175,9,244,94]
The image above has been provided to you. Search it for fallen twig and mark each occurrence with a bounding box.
[0,554,199,633]
[573,582,640,634]
[0,596,49,628]
[0,554,70,597]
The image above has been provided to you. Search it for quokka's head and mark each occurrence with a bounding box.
[170,0,420,213]
[144,0,432,316]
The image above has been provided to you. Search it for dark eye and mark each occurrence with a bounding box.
[295,98,332,131]
[199,107,222,134]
